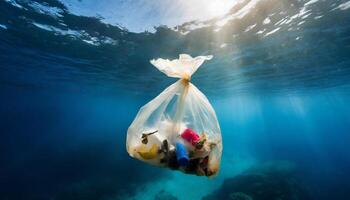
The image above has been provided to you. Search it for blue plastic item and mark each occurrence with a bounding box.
[176,142,189,166]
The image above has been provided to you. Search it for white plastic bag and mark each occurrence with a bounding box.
[126,54,222,177]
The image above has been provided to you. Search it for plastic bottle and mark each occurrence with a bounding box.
[175,141,189,166]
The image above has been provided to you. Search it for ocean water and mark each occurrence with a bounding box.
[1,0,350,200]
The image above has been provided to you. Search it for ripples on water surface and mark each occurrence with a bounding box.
[1,1,350,200]
[1,0,350,96]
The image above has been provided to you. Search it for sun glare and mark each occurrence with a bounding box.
[206,0,235,18]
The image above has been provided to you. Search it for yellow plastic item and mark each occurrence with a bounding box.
[137,144,158,160]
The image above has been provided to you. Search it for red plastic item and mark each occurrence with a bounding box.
[181,128,200,145]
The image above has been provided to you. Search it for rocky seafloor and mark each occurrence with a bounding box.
[202,161,312,200]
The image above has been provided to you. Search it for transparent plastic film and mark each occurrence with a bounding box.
[126,54,222,177]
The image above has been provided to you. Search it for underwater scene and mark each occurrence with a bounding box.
[1,0,350,199]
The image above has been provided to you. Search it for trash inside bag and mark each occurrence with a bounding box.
[126,54,222,177]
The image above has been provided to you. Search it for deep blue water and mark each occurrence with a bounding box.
[1,0,350,200]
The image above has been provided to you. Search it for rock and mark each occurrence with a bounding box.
[202,160,313,200]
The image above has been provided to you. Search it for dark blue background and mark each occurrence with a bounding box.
[1,0,350,199]
[1,86,350,199]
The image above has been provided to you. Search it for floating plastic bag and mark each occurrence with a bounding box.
[126,54,222,177]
